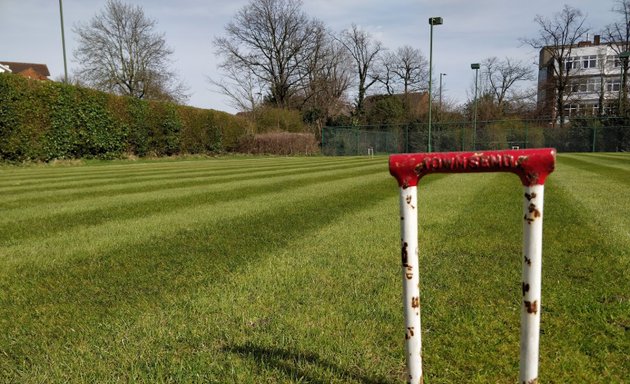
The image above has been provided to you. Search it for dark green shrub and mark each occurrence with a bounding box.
[0,73,255,162]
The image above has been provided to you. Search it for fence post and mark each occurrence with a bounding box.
[389,148,556,384]
[525,124,529,149]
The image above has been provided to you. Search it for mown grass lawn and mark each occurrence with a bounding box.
[0,154,628,383]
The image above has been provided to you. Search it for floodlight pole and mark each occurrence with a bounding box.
[427,17,443,153]
[439,73,446,120]
[389,148,556,384]
[471,63,480,150]
[59,0,68,83]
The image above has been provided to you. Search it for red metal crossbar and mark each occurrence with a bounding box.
[389,148,556,188]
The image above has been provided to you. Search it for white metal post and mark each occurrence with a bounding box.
[399,186,422,384]
[520,184,545,384]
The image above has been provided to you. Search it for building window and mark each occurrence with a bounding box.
[607,78,621,92]
[582,55,598,69]
[607,56,622,68]
[564,103,598,116]
[586,78,600,93]
[564,103,579,116]
[570,79,584,93]
[565,56,579,71]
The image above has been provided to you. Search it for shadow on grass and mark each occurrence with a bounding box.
[224,342,393,384]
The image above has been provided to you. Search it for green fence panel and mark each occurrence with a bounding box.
[323,119,629,155]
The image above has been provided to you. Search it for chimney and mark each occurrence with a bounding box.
[594,35,601,45]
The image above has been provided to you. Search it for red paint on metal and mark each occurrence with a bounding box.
[389,148,556,187]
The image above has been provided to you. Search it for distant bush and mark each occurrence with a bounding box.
[0,73,251,162]
[238,132,319,155]
[253,107,306,133]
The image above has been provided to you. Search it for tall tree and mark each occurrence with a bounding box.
[483,57,535,109]
[379,45,428,96]
[603,0,630,114]
[522,5,589,126]
[73,0,187,102]
[336,24,384,116]
[213,0,322,109]
[297,28,352,132]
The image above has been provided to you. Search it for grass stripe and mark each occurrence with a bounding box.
[0,164,392,268]
[0,157,372,195]
[556,155,630,187]
[0,158,383,209]
[560,152,630,171]
[551,158,630,253]
[538,176,628,383]
[0,162,386,245]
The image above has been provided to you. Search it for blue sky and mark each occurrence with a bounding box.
[0,0,613,113]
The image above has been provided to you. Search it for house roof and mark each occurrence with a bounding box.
[0,61,50,77]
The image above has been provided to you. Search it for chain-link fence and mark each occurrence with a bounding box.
[322,118,630,155]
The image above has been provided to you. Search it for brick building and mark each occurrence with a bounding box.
[0,61,50,80]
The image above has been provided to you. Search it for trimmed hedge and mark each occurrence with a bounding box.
[0,73,251,162]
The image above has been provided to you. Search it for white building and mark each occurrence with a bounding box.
[537,35,626,119]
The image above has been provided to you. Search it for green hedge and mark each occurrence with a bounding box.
[0,73,251,162]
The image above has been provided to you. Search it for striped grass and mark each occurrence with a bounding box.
[0,154,628,383]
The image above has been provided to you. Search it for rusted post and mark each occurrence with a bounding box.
[389,148,555,384]
[521,183,544,384]
[399,184,422,383]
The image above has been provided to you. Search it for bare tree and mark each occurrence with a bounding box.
[73,0,187,102]
[335,24,384,116]
[297,29,352,132]
[522,5,589,126]
[210,66,266,112]
[213,0,323,109]
[603,0,630,114]
[483,57,535,108]
[379,46,428,96]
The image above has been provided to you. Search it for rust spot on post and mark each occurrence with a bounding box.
[402,242,408,266]
[525,192,537,201]
[524,255,532,266]
[405,195,415,209]
[524,300,538,315]
[522,282,530,296]
[524,203,541,224]
[405,272,413,280]
[528,203,541,218]
[405,327,415,339]
[411,297,420,308]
